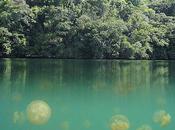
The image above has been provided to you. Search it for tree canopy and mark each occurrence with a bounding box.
[0,0,175,59]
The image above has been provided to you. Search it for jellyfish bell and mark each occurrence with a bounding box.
[83,120,91,128]
[161,113,171,127]
[113,107,121,114]
[13,111,25,124]
[153,110,171,127]
[136,124,152,130]
[156,97,166,108]
[59,121,69,130]
[26,100,51,125]
[110,115,130,130]
[12,93,22,102]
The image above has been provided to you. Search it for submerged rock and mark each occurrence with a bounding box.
[26,100,51,125]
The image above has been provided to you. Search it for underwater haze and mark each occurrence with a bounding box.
[0,59,175,130]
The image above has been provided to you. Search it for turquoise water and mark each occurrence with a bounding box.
[0,59,175,130]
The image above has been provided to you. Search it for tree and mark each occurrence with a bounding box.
[0,0,175,59]
[0,27,26,57]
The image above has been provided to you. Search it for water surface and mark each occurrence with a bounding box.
[0,59,175,130]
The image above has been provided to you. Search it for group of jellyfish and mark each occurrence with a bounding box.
[13,100,171,130]
[110,111,171,130]
[13,100,51,125]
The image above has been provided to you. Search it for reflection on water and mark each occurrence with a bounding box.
[0,59,175,130]
[0,59,172,95]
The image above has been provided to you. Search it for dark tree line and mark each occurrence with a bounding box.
[0,0,175,59]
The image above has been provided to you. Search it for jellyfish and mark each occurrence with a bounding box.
[153,110,171,127]
[156,97,166,108]
[83,120,91,128]
[59,121,69,130]
[136,125,152,130]
[26,100,51,125]
[110,115,130,130]
[13,111,25,124]
[113,107,121,114]
[12,93,22,102]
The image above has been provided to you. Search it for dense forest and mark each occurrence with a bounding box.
[0,0,175,59]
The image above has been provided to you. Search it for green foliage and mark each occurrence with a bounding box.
[0,1,35,34]
[0,0,175,59]
[0,27,26,57]
[0,27,12,56]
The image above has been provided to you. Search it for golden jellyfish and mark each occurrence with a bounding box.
[26,100,51,125]
[156,97,166,108]
[59,121,69,130]
[13,111,25,124]
[12,93,22,102]
[110,115,130,130]
[113,107,121,114]
[136,125,152,130]
[153,110,171,127]
[83,120,91,128]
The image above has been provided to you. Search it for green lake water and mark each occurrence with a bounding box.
[0,59,175,130]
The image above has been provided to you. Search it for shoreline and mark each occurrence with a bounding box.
[0,57,175,61]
